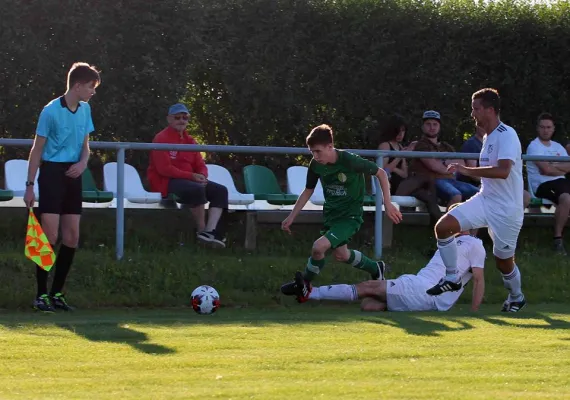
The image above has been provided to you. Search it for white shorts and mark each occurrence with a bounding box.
[448,193,522,259]
[386,275,437,312]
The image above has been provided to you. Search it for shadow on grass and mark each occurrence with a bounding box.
[1,305,569,346]
[55,322,176,355]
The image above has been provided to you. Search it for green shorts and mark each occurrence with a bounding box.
[321,218,362,249]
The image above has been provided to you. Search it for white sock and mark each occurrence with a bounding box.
[437,236,459,282]
[308,284,358,302]
[502,265,523,301]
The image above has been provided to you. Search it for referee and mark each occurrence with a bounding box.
[24,62,101,313]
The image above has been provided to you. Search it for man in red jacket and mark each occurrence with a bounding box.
[148,103,228,247]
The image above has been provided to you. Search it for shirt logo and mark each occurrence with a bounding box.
[487,144,493,154]
[169,151,178,159]
[338,173,347,183]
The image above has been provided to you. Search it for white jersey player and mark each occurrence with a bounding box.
[426,88,526,313]
[284,229,486,312]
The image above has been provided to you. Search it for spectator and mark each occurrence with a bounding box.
[526,112,570,254]
[410,110,478,208]
[378,114,408,194]
[147,103,229,248]
[457,125,484,186]
[378,114,442,228]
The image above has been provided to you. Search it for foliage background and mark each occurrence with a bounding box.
[1,0,569,178]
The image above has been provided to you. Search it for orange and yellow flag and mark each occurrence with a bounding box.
[24,208,56,271]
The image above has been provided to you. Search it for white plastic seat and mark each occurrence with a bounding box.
[5,159,39,197]
[370,176,423,208]
[104,162,162,203]
[286,166,325,205]
[206,164,255,205]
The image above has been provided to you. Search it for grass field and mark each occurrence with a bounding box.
[1,306,569,399]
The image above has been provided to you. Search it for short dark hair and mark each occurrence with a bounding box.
[380,114,407,143]
[306,124,333,147]
[67,62,101,90]
[472,88,500,114]
[537,112,555,126]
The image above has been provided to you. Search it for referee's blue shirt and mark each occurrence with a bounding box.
[36,96,94,162]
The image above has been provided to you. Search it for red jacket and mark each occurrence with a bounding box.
[147,126,208,197]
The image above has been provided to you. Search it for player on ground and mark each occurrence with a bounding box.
[280,124,402,296]
[24,62,101,313]
[287,224,485,312]
[425,88,526,312]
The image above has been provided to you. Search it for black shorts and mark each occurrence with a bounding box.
[168,179,228,208]
[535,178,570,204]
[38,161,83,215]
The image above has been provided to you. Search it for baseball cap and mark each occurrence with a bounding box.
[168,103,190,115]
[422,110,441,122]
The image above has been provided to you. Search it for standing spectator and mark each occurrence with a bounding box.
[526,112,570,254]
[147,103,229,248]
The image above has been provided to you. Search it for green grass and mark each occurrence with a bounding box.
[0,208,569,307]
[1,306,569,399]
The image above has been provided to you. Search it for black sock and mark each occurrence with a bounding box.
[50,244,76,296]
[36,266,49,297]
[554,236,563,241]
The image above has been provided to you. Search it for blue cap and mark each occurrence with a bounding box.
[168,103,190,115]
[422,110,441,121]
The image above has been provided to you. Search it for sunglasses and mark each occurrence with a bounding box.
[173,115,189,121]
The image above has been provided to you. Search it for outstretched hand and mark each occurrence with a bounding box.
[281,216,294,234]
[385,203,403,224]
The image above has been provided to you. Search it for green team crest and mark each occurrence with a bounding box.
[337,172,347,183]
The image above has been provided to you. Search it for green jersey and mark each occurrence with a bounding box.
[306,150,379,224]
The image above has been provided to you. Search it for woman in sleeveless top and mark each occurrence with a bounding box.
[378,115,408,194]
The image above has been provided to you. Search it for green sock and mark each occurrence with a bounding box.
[347,250,379,278]
[304,257,325,281]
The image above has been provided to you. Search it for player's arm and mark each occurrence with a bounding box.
[454,159,513,179]
[28,108,51,184]
[27,135,46,184]
[79,134,90,166]
[470,267,485,312]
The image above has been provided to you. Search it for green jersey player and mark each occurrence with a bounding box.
[280,124,402,300]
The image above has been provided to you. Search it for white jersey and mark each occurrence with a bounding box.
[526,138,568,193]
[416,235,486,311]
[479,122,524,214]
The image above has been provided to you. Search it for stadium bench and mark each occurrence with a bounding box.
[206,164,255,206]
[243,165,299,206]
[82,168,114,203]
[103,162,162,204]
[4,159,38,197]
[286,166,325,205]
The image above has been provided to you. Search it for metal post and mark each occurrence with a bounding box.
[116,147,126,260]
[374,155,384,259]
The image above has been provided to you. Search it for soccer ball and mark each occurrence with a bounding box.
[191,285,220,315]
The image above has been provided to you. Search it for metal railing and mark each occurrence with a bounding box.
[1,138,568,260]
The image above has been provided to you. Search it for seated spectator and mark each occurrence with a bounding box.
[411,110,479,208]
[378,114,408,194]
[378,114,441,228]
[147,103,229,248]
[526,112,570,255]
